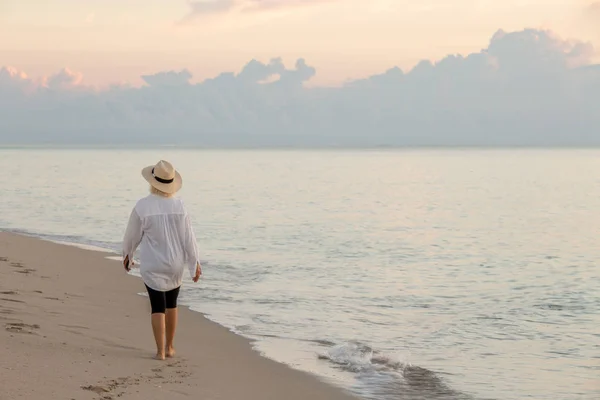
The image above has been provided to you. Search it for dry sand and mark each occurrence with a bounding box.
[0,232,357,400]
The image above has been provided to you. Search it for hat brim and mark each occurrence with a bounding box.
[141,166,182,194]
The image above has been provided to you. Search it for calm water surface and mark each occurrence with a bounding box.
[1,148,599,400]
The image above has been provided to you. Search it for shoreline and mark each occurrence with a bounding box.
[0,232,357,400]
[1,227,357,387]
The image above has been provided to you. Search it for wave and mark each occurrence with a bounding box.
[319,342,475,400]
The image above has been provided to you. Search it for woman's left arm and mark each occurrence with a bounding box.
[122,207,143,271]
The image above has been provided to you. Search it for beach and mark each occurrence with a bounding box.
[0,232,357,400]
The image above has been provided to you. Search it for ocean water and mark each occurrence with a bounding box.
[1,148,599,400]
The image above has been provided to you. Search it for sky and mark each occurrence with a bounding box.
[0,1,599,146]
[0,0,598,87]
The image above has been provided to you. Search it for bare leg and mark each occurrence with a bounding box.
[151,313,166,360]
[165,308,178,358]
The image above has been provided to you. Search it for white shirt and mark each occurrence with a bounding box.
[122,194,200,291]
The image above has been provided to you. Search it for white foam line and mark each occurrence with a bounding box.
[47,239,116,254]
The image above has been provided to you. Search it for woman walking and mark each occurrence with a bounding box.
[122,160,202,360]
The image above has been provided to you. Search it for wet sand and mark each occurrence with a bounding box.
[0,232,357,400]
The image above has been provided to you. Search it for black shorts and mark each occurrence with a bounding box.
[145,284,181,314]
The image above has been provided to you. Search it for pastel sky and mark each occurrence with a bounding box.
[0,0,598,87]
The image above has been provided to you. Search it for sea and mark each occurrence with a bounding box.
[1,147,599,400]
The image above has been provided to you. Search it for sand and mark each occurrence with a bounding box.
[0,232,357,400]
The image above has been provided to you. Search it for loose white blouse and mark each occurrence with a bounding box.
[122,194,200,291]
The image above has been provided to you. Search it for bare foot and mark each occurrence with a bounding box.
[154,353,166,361]
[166,347,176,358]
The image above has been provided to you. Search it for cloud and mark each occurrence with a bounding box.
[277,58,316,86]
[234,57,315,86]
[141,69,193,87]
[187,0,235,15]
[0,66,31,88]
[237,58,285,83]
[241,0,334,13]
[178,0,235,24]
[0,66,40,96]
[182,0,332,21]
[487,29,594,71]
[43,68,84,90]
[1,28,599,147]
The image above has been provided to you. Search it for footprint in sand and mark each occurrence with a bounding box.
[9,262,35,274]
[59,324,89,330]
[5,322,40,334]
[82,376,133,399]
[65,292,84,298]
[15,269,36,275]
[81,385,110,395]
[0,257,7,262]
[1,297,25,303]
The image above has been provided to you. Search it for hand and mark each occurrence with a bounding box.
[123,255,133,272]
[193,263,202,283]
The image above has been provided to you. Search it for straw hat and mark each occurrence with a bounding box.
[141,160,182,194]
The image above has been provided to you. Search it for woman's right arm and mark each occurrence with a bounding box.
[122,207,143,271]
[183,211,201,281]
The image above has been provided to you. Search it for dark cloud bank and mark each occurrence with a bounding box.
[1,29,599,147]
